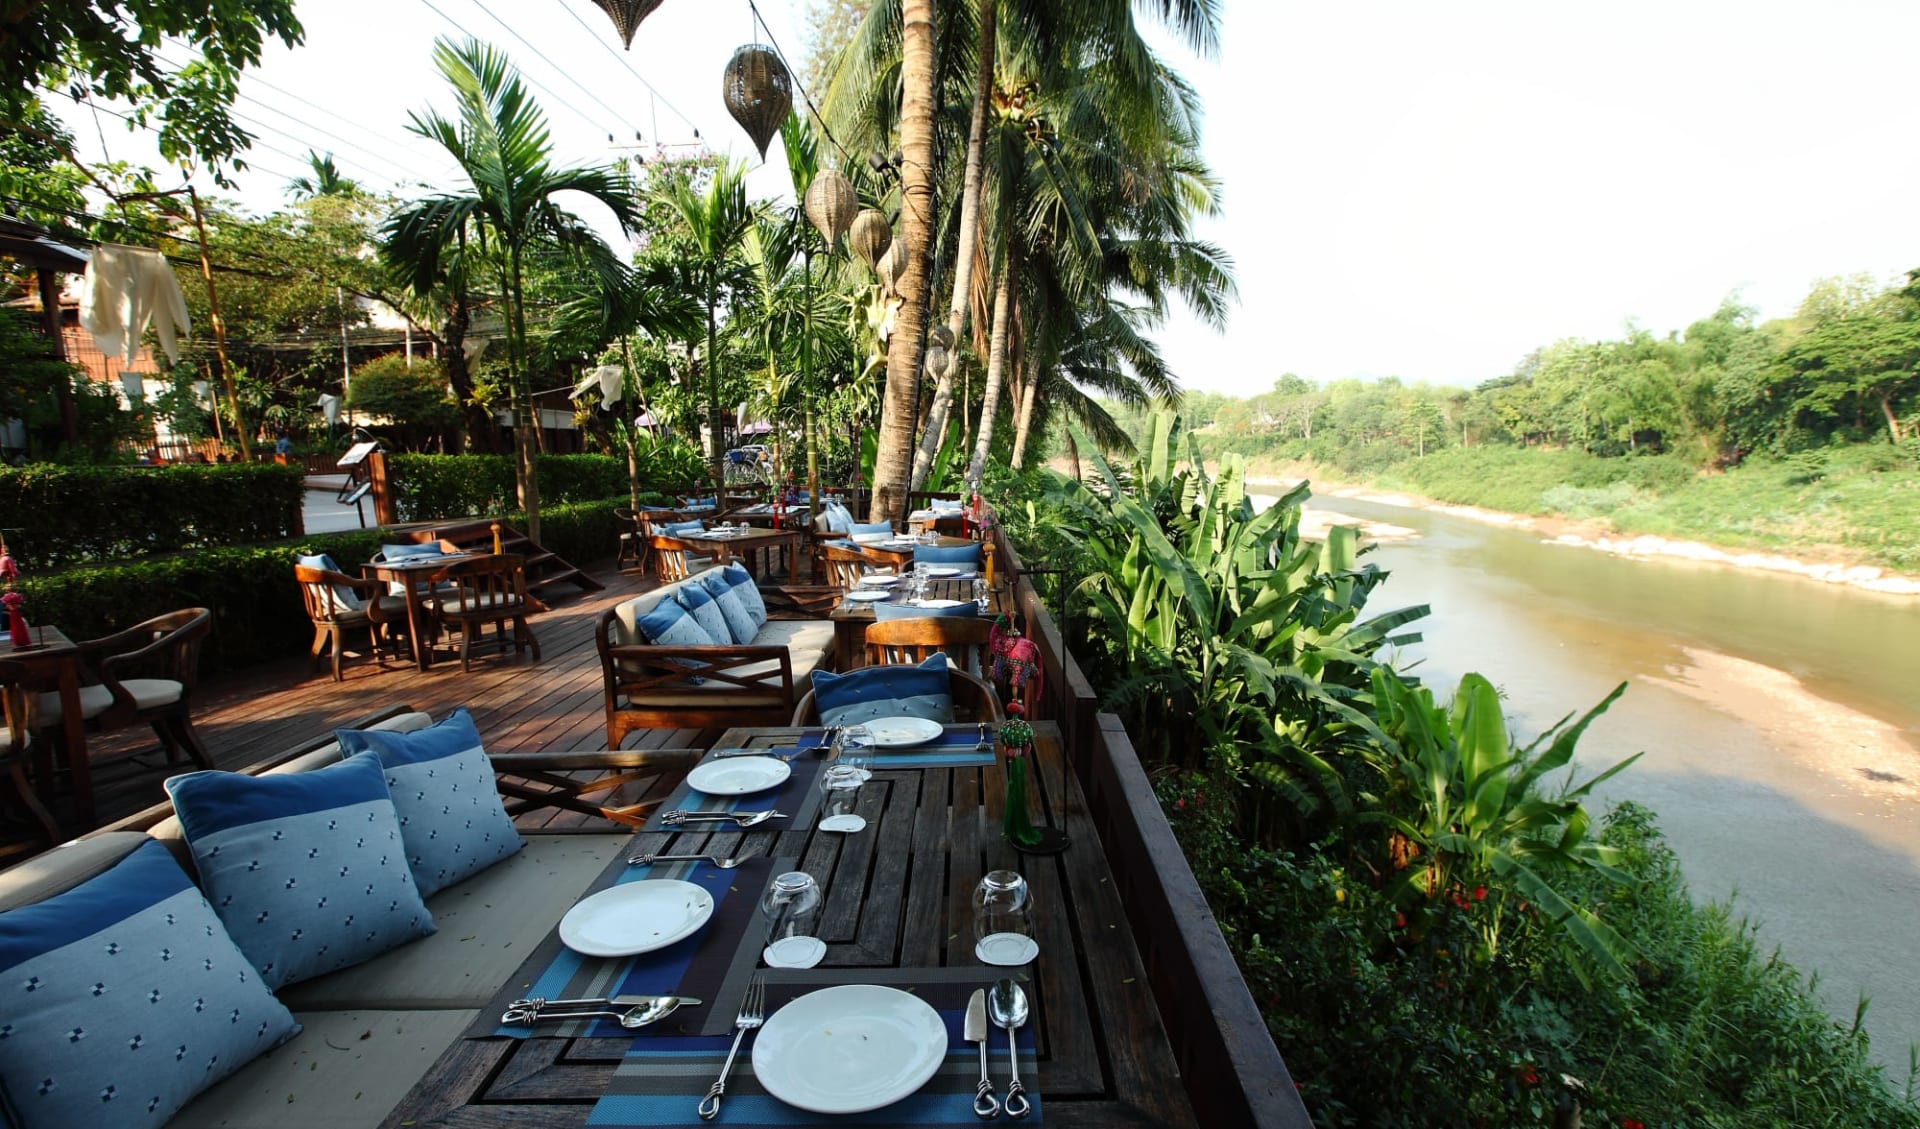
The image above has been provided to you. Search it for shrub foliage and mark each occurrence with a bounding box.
[0,463,305,568]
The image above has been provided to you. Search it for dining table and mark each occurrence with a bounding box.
[828,575,1004,670]
[362,552,469,671]
[682,525,804,582]
[380,721,1196,1128]
[4,624,94,828]
[853,532,980,573]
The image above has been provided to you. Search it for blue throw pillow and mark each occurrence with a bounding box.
[914,543,984,569]
[822,501,854,534]
[849,521,894,537]
[721,564,768,627]
[810,654,954,726]
[659,520,706,537]
[335,708,524,899]
[379,542,442,561]
[0,840,301,1129]
[296,552,364,612]
[634,597,718,682]
[164,753,435,989]
[697,571,759,644]
[674,583,732,646]
[873,599,979,620]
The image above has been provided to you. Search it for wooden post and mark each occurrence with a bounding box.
[366,450,398,527]
[984,539,996,587]
[490,522,502,554]
[187,187,250,462]
[36,269,78,446]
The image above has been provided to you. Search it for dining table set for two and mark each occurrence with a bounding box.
[468,721,1051,1125]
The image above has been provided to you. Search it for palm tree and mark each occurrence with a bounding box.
[288,150,360,199]
[656,159,755,492]
[383,37,635,542]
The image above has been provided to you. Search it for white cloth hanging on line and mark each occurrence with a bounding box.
[78,244,191,365]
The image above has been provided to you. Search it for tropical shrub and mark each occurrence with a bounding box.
[0,463,304,567]
[389,450,714,520]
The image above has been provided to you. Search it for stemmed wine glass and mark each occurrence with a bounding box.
[759,871,825,968]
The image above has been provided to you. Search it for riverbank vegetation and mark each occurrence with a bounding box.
[1000,412,1920,1126]
[1113,274,1920,571]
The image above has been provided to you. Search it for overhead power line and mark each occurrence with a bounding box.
[746,0,853,165]
[414,0,624,141]
[548,0,705,141]
[463,0,639,133]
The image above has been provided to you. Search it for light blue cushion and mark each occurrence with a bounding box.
[682,497,717,509]
[810,655,954,727]
[914,544,984,569]
[873,599,980,620]
[697,571,759,644]
[0,840,300,1129]
[296,552,364,611]
[635,597,718,649]
[849,521,894,537]
[660,520,706,536]
[721,564,768,628]
[379,542,442,561]
[674,583,731,647]
[822,501,855,534]
[164,753,435,989]
[334,708,524,898]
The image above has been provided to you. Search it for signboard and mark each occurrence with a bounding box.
[337,440,379,469]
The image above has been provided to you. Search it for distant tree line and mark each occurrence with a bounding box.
[1125,271,1920,473]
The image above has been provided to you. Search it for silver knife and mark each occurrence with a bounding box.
[967,988,1000,1118]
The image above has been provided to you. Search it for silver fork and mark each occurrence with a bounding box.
[628,852,746,868]
[699,974,766,1120]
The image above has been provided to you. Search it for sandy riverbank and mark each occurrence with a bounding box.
[1247,474,1920,596]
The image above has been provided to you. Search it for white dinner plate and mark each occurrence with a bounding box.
[686,756,791,796]
[923,566,963,578]
[881,539,917,549]
[558,880,713,958]
[855,574,899,587]
[910,598,967,610]
[843,589,891,602]
[861,716,944,747]
[850,533,890,544]
[751,985,947,1114]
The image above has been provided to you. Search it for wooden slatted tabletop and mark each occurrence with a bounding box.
[381,722,1198,1128]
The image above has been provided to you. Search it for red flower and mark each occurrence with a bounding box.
[1393,913,1406,928]
[1174,798,1185,810]
[1621,1120,1644,1129]
[1518,1065,1539,1086]
[1474,886,1487,901]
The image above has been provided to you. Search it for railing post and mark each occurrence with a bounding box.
[367,450,398,527]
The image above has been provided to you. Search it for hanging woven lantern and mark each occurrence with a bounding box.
[803,169,857,245]
[876,240,910,296]
[848,208,892,269]
[590,0,666,48]
[924,324,955,377]
[722,45,792,159]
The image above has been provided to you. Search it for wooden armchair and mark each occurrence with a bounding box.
[790,666,1005,726]
[427,553,544,672]
[614,506,645,569]
[295,564,404,681]
[864,616,994,678]
[649,535,716,582]
[32,608,215,771]
[822,542,879,589]
[596,606,805,748]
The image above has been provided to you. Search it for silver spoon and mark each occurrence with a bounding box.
[502,996,698,1028]
[628,853,746,868]
[989,979,1032,1118]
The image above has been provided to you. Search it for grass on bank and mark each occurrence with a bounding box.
[1248,444,1920,573]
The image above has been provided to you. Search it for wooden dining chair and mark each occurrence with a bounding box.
[427,553,544,672]
[650,535,716,582]
[864,616,995,678]
[0,658,60,856]
[822,542,877,589]
[614,506,645,570]
[29,608,216,771]
[789,666,1005,726]
[295,564,405,681]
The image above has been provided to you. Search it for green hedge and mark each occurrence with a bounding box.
[0,464,305,568]
[390,454,711,520]
[17,499,622,675]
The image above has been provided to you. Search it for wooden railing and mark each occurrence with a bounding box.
[989,523,1315,1129]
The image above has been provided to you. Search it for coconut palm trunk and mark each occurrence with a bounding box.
[965,252,1017,489]
[910,0,996,491]
[1010,350,1042,467]
[868,0,937,522]
[508,242,543,542]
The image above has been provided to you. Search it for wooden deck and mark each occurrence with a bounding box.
[15,565,705,846]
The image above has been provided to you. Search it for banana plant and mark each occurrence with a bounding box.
[1367,667,1642,981]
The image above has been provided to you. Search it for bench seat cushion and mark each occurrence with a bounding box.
[614,619,835,708]
[276,834,625,1011]
[165,1008,476,1129]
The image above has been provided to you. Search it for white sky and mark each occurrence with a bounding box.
[45,0,1920,397]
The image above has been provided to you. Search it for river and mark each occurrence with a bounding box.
[1270,490,1920,1071]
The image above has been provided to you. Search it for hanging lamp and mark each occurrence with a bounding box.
[804,168,857,245]
[722,45,792,159]
[877,239,909,296]
[590,0,667,48]
[848,208,892,269]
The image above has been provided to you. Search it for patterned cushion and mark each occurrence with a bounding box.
[822,501,855,534]
[334,708,524,899]
[873,599,980,620]
[378,543,442,561]
[634,597,718,648]
[721,564,768,628]
[913,543,984,569]
[0,839,300,1129]
[849,521,894,538]
[810,655,955,726]
[659,520,706,536]
[696,571,759,644]
[673,584,732,647]
[164,753,436,989]
[296,553,363,612]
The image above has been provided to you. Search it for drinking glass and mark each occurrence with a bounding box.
[913,562,933,601]
[973,577,990,610]
[971,870,1038,966]
[759,870,825,968]
[817,764,866,833]
[830,724,874,781]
